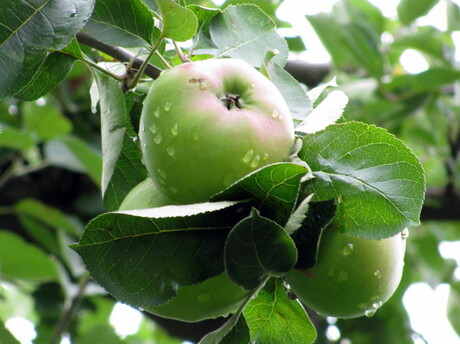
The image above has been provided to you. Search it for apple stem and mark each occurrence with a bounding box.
[223,95,242,110]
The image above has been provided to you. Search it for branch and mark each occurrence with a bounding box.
[76,31,162,80]
[49,274,91,344]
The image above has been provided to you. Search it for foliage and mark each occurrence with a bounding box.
[1,0,458,343]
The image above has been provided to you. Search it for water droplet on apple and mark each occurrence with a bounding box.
[169,186,178,194]
[157,169,167,179]
[262,153,270,160]
[242,150,254,164]
[192,132,199,141]
[149,123,158,134]
[373,269,382,279]
[154,107,161,118]
[364,300,382,317]
[342,243,354,256]
[154,133,163,144]
[171,123,179,136]
[167,146,175,157]
[327,266,336,278]
[250,154,261,168]
[364,308,377,317]
[337,269,348,282]
[271,109,279,119]
[164,102,172,111]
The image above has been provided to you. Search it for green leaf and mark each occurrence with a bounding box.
[296,90,348,135]
[210,4,288,67]
[72,201,249,308]
[0,0,95,99]
[44,135,102,186]
[0,322,21,344]
[0,230,59,282]
[397,0,438,25]
[264,60,311,121]
[220,316,251,344]
[307,12,383,77]
[0,126,35,151]
[392,26,453,62]
[15,52,76,101]
[387,68,460,93]
[224,209,297,290]
[22,100,73,142]
[290,200,337,269]
[299,122,426,239]
[85,0,157,47]
[243,278,316,344]
[212,163,308,227]
[15,198,81,237]
[156,0,198,41]
[93,71,147,210]
[448,282,460,337]
[447,0,460,31]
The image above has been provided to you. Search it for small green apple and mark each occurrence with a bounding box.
[139,58,295,204]
[285,226,406,318]
[118,178,173,211]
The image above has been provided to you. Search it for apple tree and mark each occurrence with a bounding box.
[4,0,459,343]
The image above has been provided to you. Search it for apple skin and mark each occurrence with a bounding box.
[139,58,295,204]
[285,226,406,318]
[118,178,173,210]
[118,179,250,322]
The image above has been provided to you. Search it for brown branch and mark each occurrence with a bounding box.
[75,31,162,80]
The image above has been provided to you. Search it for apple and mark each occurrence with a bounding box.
[118,179,250,322]
[139,58,295,204]
[118,178,173,211]
[285,226,406,318]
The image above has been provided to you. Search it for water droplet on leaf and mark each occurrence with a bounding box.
[192,132,199,141]
[154,107,161,118]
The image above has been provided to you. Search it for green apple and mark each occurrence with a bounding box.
[118,179,250,322]
[285,226,406,318]
[119,178,173,211]
[139,58,295,204]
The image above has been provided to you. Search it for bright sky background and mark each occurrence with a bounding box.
[5,1,460,344]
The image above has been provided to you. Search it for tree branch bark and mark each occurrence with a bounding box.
[75,31,330,88]
[76,31,162,79]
